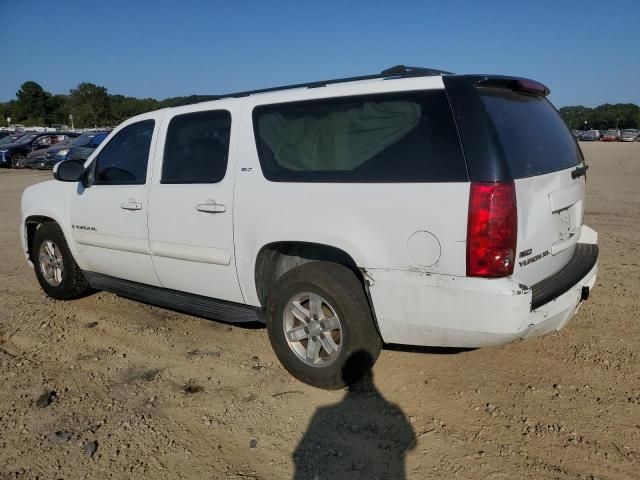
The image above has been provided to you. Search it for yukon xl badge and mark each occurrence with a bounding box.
[519,248,533,258]
[72,225,97,232]
[519,249,549,267]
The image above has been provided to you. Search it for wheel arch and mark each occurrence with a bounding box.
[24,215,58,263]
[254,241,361,306]
[253,241,381,337]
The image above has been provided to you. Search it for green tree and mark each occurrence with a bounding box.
[46,94,69,125]
[14,81,50,125]
[560,103,640,130]
[0,101,13,127]
[110,94,160,123]
[69,82,112,127]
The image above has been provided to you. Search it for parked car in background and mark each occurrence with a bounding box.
[50,131,109,168]
[601,129,620,142]
[571,130,581,140]
[620,129,639,142]
[0,132,79,168]
[23,137,76,169]
[24,133,108,169]
[579,130,600,141]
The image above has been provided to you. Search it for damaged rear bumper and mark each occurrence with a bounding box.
[366,227,598,348]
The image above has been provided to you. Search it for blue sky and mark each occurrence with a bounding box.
[1,0,638,107]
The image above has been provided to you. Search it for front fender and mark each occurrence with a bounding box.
[21,180,81,268]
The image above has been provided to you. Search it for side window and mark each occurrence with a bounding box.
[90,133,108,148]
[252,91,467,183]
[161,110,231,184]
[35,136,53,147]
[95,120,154,185]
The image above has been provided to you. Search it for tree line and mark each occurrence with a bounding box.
[1,80,639,130]
[558,103,639,130]
[0,81,217,128]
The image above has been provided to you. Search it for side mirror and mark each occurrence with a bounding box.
[53,159,85,182]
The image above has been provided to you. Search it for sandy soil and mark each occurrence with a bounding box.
[1,142,639,479]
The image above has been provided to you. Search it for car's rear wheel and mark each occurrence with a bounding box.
[266,262,382,389]
[32,223,89,300]
[12,154,26,169]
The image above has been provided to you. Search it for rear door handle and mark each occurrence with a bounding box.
[196,200,226,213]
[120,199,142,211]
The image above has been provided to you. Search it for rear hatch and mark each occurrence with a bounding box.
[445,75,587,286]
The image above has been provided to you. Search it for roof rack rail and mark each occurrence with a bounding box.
[381,65,453,77]
[200,65,453,102]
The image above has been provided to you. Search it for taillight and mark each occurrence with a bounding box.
[467,181,517,278]
[514,79,550,96]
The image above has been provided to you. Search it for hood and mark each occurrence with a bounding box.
[26,139,73,158]
[0,141,30,151]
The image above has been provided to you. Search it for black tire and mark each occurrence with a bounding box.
[266,262,382,389]
[12,154,26,169]
[32,222,89,300]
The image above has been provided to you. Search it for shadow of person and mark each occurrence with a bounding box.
[293,351,416,480]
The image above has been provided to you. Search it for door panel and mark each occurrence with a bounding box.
[69,117,161,286]
[147,106,243,303]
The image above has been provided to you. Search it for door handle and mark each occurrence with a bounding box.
[196,200,226,213]
[120,199,142,211]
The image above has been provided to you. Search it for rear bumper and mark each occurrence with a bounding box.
[531,243,598,309]
[367,226,598,348]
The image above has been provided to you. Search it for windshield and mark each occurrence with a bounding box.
[0,135,23,146]
[15,133,38,144]
[70,134,95,148]
[623,129,636,134]
[604,130,618,135]
[478,88,581,178]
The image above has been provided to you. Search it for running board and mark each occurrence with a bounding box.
[84,272,264,324]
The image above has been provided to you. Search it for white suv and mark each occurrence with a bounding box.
[21,66,598,389]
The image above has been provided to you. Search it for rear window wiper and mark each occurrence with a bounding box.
[571,164,589,179]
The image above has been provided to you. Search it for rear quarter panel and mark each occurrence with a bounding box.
[233,79,470,306]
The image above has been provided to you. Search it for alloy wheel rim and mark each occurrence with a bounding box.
[39,240,64,287]
[283,292,343,367]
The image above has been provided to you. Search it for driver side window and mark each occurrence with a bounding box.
[95,120,155,185]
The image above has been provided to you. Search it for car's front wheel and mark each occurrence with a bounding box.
[266,262,382,389]
[32,223,89,300]
[12,154,26,169]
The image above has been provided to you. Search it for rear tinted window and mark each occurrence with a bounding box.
[253,91,467,182]
[479,88,582,178]
[162,110,231,184]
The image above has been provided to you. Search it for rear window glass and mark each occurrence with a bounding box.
[162,110,231,184]
[253,91,467,182]
[479,88,582,178]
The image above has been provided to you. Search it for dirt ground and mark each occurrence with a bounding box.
[0,142,638,480]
